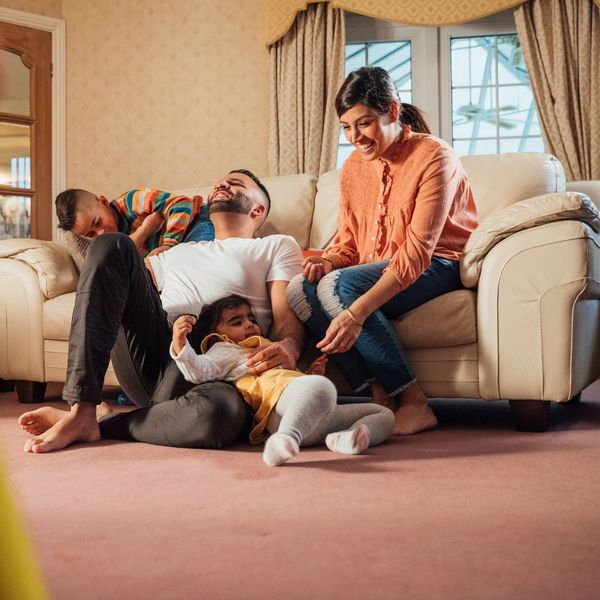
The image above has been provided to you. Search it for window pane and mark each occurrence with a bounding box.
[450,32,543,155]
[345,44,366,75]
[452,87,497,138]
[451,36,496,87]
[462,138,498,155]
[0,123,31,188]
[497,36,528,85]
[0,50,30,116]
[497,85,538,137]
[0,194,30,239]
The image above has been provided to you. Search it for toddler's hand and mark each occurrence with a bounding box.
[306,353,328,375]
[172,315,196,355]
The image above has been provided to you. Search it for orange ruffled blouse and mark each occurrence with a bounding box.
[324,125,479,290]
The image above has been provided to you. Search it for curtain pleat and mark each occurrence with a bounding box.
[269,3,345,176]
[515,0,600,180]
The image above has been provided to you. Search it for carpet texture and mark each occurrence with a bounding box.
[2,383,600,600]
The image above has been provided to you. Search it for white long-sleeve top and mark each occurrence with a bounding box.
[169,339,249,384]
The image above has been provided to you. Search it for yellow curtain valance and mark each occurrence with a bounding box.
[265,0,600,45]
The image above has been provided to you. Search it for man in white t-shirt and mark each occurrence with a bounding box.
[18,169,306,453]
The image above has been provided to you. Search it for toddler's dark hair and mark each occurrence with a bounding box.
[192,294,255,350]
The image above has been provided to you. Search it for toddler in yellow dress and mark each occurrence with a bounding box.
[170,294,394,466]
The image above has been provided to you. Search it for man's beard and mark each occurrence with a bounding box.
[207,191,253,216]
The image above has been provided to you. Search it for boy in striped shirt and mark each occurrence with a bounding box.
[55,188,204,256]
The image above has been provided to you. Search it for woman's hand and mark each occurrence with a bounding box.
[172,315,196,355]
[302,256,334,283]
[247,338,297,375]
[316,309,363,354]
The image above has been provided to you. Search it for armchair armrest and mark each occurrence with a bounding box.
[460,192,600,288]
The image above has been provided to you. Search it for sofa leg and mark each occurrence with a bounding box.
[0,378,15,392]
[15,381,47,403]
[509,400,550,432]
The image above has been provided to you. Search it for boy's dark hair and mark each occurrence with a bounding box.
[192,294,254,351]
[229,169,271,217]
[55,188,86,231]
[335,66,431,134]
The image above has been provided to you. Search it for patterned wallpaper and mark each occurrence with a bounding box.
[0,0,62,18]
[62,0,270,197]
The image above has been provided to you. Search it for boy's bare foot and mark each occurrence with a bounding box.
[19,406,69,435]
[393,382,438,435]
[23,402,100,453]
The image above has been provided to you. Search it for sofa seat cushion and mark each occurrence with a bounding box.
[43,288,476,349]
[392,289,476,349]
[44,292,76,340]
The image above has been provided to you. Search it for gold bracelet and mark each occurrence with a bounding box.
[345,307,363,327]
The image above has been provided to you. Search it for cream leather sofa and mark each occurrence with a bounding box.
[1,152,600,432]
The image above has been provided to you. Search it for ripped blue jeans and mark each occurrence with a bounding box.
[286,258,462,395]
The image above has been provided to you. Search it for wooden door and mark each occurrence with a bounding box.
[0,21,52,240]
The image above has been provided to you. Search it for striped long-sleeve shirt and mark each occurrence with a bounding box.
[110,188,202,254]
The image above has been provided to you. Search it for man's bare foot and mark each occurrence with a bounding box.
[96,401,114,420]
[19,406,69,435]
[393,382,438,435]
[24,402,100,453]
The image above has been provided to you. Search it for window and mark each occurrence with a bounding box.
[339,11,544,164]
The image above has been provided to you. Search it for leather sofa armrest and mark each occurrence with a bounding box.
[460,192,600,288]
[0,257,46,381]
[476,220,600,402]
[0,239,78,299]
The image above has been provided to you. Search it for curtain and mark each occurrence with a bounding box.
[515,0,600,180]
[265,0,531,46]
[269,3,345,176]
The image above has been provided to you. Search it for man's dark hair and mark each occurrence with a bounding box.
[229,169,271,217]
[55,188,86,231]
[191,294,255,351]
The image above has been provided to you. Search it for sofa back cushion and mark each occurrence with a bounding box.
[460,152,566,220]
[176,173,317,250]
[307,152,566,250]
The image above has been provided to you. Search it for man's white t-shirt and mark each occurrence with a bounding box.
[148,235,303,333]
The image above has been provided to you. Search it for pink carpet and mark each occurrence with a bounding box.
[2,383,600,600]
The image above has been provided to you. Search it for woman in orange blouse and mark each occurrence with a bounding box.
[287,67,478,435]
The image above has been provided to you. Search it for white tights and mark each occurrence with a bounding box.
[263,375,394,466]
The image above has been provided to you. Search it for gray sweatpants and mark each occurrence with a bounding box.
[266,375,394,447]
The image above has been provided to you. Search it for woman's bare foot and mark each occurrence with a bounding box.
[23,402,101,453]
[370,381,398,410]
[18,406,69,435]
[393,382,438,435]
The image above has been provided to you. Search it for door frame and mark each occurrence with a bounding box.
[0,6,65,240]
